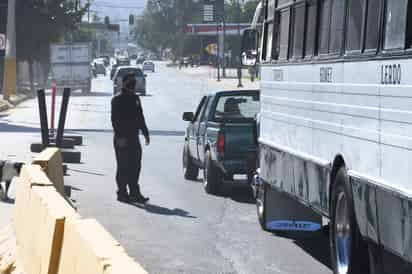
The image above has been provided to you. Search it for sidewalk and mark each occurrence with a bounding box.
[0,91,34,112]
[176,65,260,90]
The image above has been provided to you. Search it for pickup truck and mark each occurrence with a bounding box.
[182,90,260,194]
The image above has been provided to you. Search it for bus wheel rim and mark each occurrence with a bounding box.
[335,191,351,274]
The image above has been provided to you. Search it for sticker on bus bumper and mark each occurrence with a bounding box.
[266,220,321,232]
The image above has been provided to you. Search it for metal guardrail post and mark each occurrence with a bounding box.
[37,89,49,148]
[56,88,71,147]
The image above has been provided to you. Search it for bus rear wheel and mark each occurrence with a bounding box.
[330,168,370,274]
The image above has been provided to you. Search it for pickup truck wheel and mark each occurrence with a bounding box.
[203,150,222,194]
[183,144,199,180]
[256,182,268,231]
[330,168,370,274]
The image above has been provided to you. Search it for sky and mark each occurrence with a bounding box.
[89,0,147,21]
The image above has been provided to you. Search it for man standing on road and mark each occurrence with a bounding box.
[111,73,150,203]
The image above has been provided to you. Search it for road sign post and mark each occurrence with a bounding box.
[2,0,16,100]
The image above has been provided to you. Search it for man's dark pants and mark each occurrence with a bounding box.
[114,137,142,197]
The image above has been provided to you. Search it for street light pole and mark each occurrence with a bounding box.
[216,22,220,82]
[2,0,16,100]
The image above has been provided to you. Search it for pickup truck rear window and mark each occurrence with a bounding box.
[214,94,260,121]
[117,68,144,78]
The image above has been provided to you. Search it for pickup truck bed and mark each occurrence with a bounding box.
[183,89,260,194]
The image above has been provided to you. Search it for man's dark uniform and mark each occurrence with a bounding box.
[111,89,149,200]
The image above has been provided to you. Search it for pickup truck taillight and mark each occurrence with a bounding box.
[217,132,225,153]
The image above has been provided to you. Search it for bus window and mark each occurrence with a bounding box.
[318,0,331,55]
[329,0,345,54]
[279,8,291,60]
[304,0,318,58]
[384,0,408,50]
[346,0,366,52]
[292,2,306,59]
[364,0,382,51]
[262,0,276,61]
[406,1,412,48]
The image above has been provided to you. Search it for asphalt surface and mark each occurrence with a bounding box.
[0,62,332,274]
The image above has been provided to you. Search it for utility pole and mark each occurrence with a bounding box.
[222,2,226,78]
[2,0,16,100]
[216,22,220,82]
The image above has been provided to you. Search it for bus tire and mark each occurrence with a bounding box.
[203,150,221,194]
[256,182,268,231]
[330,168,370,274]
[183,143,199,180]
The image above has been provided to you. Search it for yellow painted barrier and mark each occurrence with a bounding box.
[58,219,147,274]
[32,148,65,196]
[12,164,148,274]
[13,172,79,274]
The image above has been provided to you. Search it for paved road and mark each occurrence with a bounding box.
[0,62,331,274]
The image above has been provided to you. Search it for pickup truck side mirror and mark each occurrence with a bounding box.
[241,28,258,67]
[182,112,194,122]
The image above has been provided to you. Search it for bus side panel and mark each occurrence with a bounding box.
[350,175,379,244]
[376,187,412,264]
[260,142,329,217]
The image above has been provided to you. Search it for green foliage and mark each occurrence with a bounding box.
[134,0,258,58]
[16,0,88,63]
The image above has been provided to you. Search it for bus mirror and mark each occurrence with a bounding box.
[241,29,258,67]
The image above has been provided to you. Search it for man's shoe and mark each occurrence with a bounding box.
[117,195,130,203]
[129,195,149,204]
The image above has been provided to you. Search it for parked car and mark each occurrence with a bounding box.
[182,89,260,194]
[142,61,155,72]
[112,66,146,96]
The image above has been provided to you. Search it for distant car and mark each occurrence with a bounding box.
[92,60,106,77]
[110,64,119,80]
[130,54,138,60]
[99,56,110,67]
[116,57,130,66]
[136,57,146,64]
[142,61,155,72]
[182,89,260,194]
[112,66,146,96]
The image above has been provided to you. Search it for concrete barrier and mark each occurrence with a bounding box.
[58,219,147,274]
[14,174,79,274]
[11,164,148,274]
[32,148,65,195]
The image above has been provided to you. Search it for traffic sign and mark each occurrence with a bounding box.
[0,33,5,51]
[205,43,217,55]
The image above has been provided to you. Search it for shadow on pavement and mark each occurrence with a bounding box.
[272,230,332,270]
[64,92,113,97]
[66,129,185,137]
[131,203,197,219]
[68,168,106,176]
[0,122,38,133]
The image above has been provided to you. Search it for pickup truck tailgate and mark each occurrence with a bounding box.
[223,122,257,158]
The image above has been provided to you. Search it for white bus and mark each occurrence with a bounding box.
[242,1,412,273]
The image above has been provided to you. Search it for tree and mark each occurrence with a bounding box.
[134,0,201,58]
[15,0,87,91]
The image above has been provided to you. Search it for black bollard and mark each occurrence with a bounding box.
[37,89,50,148]
[237,67,243,88]
[56,88,71,148]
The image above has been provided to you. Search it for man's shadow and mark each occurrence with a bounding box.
[128,202,196,219]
